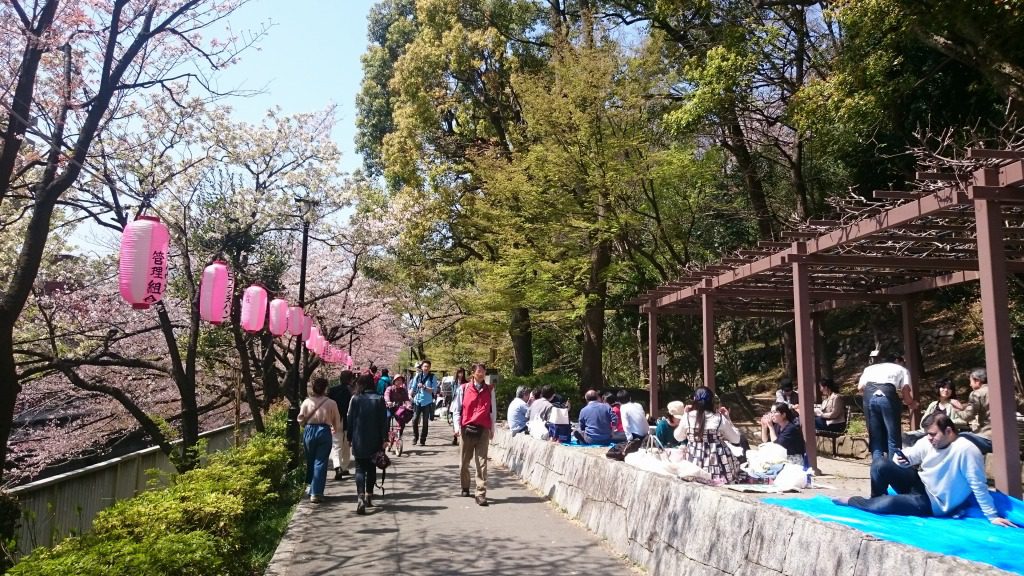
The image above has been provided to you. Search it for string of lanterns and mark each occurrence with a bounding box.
[117,215,353,367]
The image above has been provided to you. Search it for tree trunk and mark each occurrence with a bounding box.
[723,105,774,239]
[781,320,797,380]
[230,299,265,433]
[509,307,533,375]
[815,318,833,380]
[260,332,281,409]
[580,237,612,392]
[155,302,201,471]
[0,326,19,480]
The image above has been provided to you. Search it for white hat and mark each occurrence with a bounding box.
[667,401,687,417]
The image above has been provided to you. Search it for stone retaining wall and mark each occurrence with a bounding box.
[490,428,1010,576]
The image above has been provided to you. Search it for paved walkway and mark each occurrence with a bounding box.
[266,423,643,576]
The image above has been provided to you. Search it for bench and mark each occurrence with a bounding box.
[816,405,852,457]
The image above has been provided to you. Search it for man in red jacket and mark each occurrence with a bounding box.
[451,363,497,506]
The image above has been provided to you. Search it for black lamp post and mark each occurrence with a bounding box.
[286,199,314,455]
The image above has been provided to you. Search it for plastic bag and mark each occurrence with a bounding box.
[527,419,549,440]
[624,450,675,477]
[674,459,713,481]
[773,463,812,491]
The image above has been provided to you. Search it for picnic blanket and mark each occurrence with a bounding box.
[764,493,1024,574]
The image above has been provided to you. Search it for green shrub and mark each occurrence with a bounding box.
[262,402,291,440]
[10,431,294,576]
[9,531,226,576]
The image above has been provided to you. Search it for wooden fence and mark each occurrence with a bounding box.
[8,421,253,556]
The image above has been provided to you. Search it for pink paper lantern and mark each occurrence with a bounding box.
[287,306,304,336]
[118,215,171,310]
[304,326,319,350]
[302,315,313,340]
[268,298,289,336]
[198,261,233,325]
[240,285,268,332]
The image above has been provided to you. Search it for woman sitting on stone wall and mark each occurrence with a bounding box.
[674,387,742,483]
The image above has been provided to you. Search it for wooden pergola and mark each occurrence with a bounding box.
[629,150,1024,497]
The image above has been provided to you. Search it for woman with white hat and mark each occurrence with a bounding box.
[655,401,687,447]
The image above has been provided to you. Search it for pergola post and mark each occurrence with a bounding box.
[792,242,818,470]
[973,168,1022,497]
[702,291,715,391]
[648,303,659,414]
[901,296,922,430]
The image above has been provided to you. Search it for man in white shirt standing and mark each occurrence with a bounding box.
[617,390,649,442]
[835,413,1016,527]
[857,351,917,461]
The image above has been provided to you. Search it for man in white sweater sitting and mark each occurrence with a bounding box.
[835,413,1016,527]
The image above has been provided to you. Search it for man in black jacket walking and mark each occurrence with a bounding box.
[328,370,355,479]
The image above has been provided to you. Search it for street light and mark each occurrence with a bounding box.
[286,195,317,456]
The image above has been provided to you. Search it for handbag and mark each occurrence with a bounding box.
[462,423,484,436]
[605,437,644,461]
[372,449,391,494]
[639,434,666,456]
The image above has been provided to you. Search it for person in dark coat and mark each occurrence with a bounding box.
[347,372,388,514]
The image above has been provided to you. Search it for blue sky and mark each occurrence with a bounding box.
[72,0,376,253]
[210,0,376,173]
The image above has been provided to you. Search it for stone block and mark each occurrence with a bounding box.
[747,504,794,571]
[854,539,926,576]
[682,490,756,573]
[783,518,861,576]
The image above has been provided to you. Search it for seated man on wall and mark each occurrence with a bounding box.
[507,385,530,436]
[618,390,649,442]
[834,413,1017,527]
[574,389,614,445]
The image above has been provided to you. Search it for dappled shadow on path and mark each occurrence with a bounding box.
[276,428,639,576]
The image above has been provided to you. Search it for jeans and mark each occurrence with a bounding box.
[413,403,431,443]
[867,392,901,460]
[354,457,376,497]
[303,423,332,497]
[847,457,932,516]
[961,432,993,454]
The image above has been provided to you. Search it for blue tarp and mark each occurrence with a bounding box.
[764,493,1024,574]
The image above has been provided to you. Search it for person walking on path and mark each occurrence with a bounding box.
[408,360,438,446]
[328,370,355,480]
[299,377,343,504]
[376,368,392,396]
[451,363,497,506]
[348,373,388,514]
[384,374,411,438]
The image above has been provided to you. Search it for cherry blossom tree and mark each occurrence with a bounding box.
[0,0,259,479]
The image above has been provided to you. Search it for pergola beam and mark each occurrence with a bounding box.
[786,254,979,270]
